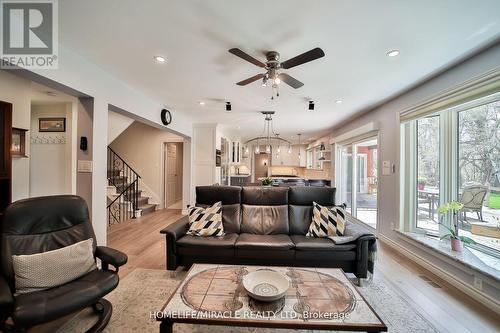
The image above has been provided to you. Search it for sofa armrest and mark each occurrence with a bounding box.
[0,274,13,322]
[356,235,376,260]
[160,215,189,240]
[95,246,128,272]
[160,215,189,270]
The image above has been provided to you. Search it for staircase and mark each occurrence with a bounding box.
[107,147,157,225]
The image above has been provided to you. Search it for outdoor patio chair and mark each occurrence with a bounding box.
[459,182,488,222]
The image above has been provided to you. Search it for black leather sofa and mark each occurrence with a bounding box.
[161,186,376,278]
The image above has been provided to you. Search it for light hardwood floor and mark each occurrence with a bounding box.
[109,208,500,333]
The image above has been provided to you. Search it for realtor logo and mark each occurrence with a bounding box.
[1,0,58,69]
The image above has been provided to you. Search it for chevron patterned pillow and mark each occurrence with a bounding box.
[186,201,224,236]
[306,201,346,237]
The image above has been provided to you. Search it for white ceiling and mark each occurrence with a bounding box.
[59,0,500,143]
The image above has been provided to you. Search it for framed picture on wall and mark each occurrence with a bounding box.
[12,128,28,157]
[39,118,66,132]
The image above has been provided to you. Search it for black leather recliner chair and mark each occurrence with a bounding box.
[0,195,127,332]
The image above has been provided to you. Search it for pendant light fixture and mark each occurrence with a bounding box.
[244,111,291,154]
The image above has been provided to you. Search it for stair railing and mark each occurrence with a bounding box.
[107,146,141,225]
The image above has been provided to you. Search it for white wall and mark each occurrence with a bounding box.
[193,124,217,190]
[30,104,73,196]
[0,71,31,201]
[24,45,195,245]
[108,110,134,144]
[330,43,500,308]
[110,121,188,209]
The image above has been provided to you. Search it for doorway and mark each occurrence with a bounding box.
[164,142,183,209]
[254,153,270,180]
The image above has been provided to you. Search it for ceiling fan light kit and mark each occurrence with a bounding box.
[229,47,325,99]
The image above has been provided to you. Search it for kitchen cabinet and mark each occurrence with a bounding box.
[231,141,241,164]
[271,145,306,167]
[230,175,250,186]
[307,147,331,170]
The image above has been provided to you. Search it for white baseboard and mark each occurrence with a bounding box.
[379,234,500,315]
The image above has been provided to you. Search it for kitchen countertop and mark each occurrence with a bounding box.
[230,174,251,177]
[258,176,331,181]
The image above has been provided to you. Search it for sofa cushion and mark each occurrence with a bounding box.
[288,186,335,206]
[288,187,336,235]
[289,205,313,235]
[306,202,346,237]
[12,269,118,327]
[197,203,241,234]
[12,238,97,294]
[242,187,288,205]
[291,235,356,251]
[187,202,224,237]
[241,204,289,234]
[235,233,294,250]
[196,186,241,205]
[177,234,238,248]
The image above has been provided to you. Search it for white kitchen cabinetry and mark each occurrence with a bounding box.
[271,145,306,167]
[231,141,241,164]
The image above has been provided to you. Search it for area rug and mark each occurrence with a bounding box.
[57,268,438,333]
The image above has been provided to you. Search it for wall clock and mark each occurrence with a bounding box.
[161,109,172,126]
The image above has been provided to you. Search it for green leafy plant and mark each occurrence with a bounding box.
[417,177,427,185]
[438,201,476,245]
[261,177,273,186]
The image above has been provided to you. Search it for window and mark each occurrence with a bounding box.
[401,93,500,256]
[416,116,440,231]
[337,137,378,228]
[457,101,500,252]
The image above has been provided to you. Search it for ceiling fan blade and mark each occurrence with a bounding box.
[229,48,266,68]
[281,47,325,69]
[236,73,265,86]
[279,73,304,89]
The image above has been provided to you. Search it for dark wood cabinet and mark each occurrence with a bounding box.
[0,101,13,218]
[230,176,250,186]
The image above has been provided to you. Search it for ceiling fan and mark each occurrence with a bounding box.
[229,47,325,89]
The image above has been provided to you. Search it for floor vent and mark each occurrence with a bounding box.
[419,275,441,288]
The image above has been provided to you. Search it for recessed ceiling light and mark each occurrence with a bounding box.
[386,49,400,57]
[198,101,205,106]
[237,126,241,129]
[153,55,166,63]
[335,99,343,104]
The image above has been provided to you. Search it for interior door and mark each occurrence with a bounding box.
[165,143,177,208]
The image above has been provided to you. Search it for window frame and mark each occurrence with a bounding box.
[401,92,500,257]
[335,133,380,230]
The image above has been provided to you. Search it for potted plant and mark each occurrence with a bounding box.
[438,201,476,252]
[261,177,273,186]
[417,177,427,190]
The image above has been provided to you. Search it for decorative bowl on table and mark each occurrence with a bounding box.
[242,269,290,302]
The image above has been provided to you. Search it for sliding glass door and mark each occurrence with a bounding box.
[337,137,378,229]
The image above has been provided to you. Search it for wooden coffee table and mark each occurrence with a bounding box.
[157,264,387,333]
